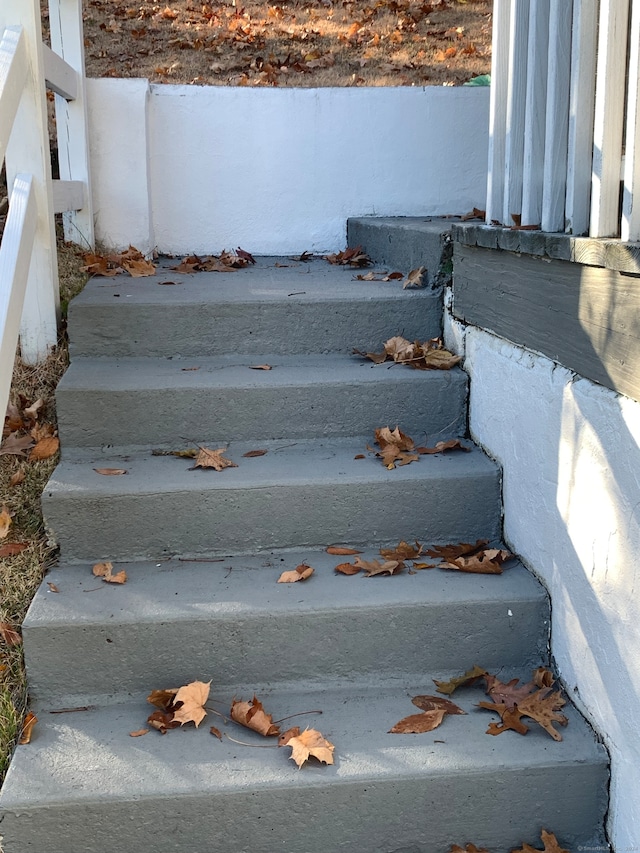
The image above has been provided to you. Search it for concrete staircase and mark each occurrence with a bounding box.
[0,220,608,853]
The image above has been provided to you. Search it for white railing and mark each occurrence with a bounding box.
[486,0,640,240]
[0,0,93,420]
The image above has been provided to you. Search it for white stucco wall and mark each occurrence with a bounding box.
[445,311,640,851]
[86,81,490,254]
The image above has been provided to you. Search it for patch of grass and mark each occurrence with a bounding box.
[0,239,88,788]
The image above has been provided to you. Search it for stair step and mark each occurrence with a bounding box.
[43,440,502,563]
[24,552,548,705]
[0,680,608,853]
[347,217,452,284]
[68,257,442,358]
[56,355,468,447]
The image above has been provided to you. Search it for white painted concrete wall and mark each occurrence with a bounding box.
[444,306,640,851]
[86,82,490,254]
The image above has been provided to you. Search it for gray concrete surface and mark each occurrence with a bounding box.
[68,258,443,358]
[0,681,608,853]
[347,217,453,286]
[43,440,502,562]
[56,355,468,447]
[24,553,548,704]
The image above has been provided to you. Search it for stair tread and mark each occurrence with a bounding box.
[51,438,496,491]
[29,551,544,627]
[60,353,466,390]
[1,679,606,809]
[71,256,431,307]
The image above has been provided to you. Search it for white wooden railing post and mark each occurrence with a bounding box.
[48,0,94,248]
[1,0,59,364]
[521,0,550,227]
[486,0,511,225]
[501,0,529,225]
[590,0,630,237]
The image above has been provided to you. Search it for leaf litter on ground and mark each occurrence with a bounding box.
[369,426,420,469]
[92,561,128,584]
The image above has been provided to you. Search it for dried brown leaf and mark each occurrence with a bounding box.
[434,665,488,695]
[379,540,423,561]
[172,680,211,727]
[278,564,314,583]
[426,539,490,560]
[403,266,426,288]
[147,687,179,711]
[439,548,513,575]
[0,542,28,557]
[389,709,446,733]
[9,469,25,487]
[282,727,334,767]
[29,436,59,461]
[417,439,471,455]
[0,506,12,539]
[47,582,60,593]
[249,364,272,370]
[19,711,38,744]
[94,468,128,475]
[242,449,268,457]
[411,695,466,715]
[326,545,362,555]
[354,556,402,577]
[210,725,222,740]
[0,622,21,646]
[190,447,238,471]
[334,562,362,575]
[510,830,570,853]
[230,695,280,736]
[0,432,35,456]
[129,728,149,737]
[480,688,568,741]
[147,709,181,734]
[325,246,371,267]
[92,561,128,584]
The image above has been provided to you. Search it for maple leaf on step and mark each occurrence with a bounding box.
[280,727,335,768]
[354,556,402,577]
[434,665,488,695]
[189,447,238,471]
[278,564,314,583]
[416,439,471,455]
[231,695,280,736]
[439,548,513,575]
[511,830,570,853]
[411,695,466,715]
[479,687,568,741]
[389,709,447,733]
[334,562,362,575]
[384,336,417,362]
[172,680,211,727]
[379,540,423,561]
[92,561,127,584]
[324,246,371,267]
[81,252,119,277]
[372,426,420,470]
[426,540,489,560]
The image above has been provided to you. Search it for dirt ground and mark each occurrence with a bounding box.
[68,0,491,87]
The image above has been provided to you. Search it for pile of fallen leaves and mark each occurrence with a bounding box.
[1,397,60,562]
[140,680,334,768]
[81,246,256,278]
[449,831,570,853]
[366,426,470,469]
[355,335,462,370]
[72,0,492,88]
[330,538,513,577]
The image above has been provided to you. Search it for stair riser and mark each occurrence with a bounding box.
[348,217,452,283]
[68,295,443,358]
[24,596,549,704]
[56,374,468,447]
[43,473,502,562]
[0,764,608,853]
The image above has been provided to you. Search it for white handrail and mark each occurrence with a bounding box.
[0,175,37,425]
[0,0,92,411]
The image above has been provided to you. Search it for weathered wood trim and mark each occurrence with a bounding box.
[452,222,640,275]
[453,242,640,403]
